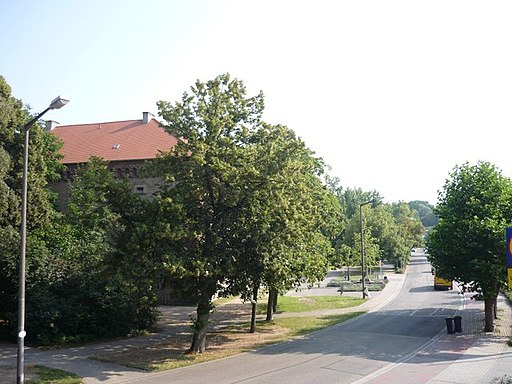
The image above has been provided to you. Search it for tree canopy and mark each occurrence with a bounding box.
[0,72,430,350]
[409,200,438,228]
[155,74,340,350]
[427,161,512,331]
[0,74,161,343]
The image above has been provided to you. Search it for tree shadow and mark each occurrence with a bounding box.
[250,306,494,368]
[409,285,435,293]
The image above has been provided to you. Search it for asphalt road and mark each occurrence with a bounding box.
[126,252,462,384]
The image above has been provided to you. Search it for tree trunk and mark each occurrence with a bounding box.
[272,290,278,313]
[483,298,495,332]
[347,266,350,280]
[189,295,212,353]
[266,291,274,321]
[250,285,259,333]
[493,297,498,320]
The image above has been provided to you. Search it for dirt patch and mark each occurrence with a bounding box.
[92,322,290,371]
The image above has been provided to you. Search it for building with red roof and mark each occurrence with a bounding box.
[49,112,178,208]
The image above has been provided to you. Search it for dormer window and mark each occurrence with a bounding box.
[112,144,121,149]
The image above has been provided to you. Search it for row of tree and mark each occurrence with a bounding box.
[0,74,426,352]
[326,178,426,274]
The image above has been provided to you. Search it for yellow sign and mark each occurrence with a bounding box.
[508,268,512,288]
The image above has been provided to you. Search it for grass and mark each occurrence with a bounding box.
[257,295,365,314]
[0,365,83,384]
[265,312,365,337]
[92,311,364,371]
[28,366,83,384]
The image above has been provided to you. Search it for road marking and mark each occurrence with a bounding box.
[350,328,446,384]
[352,271,467,384]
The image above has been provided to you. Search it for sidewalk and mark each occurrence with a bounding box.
[427,293,512,384]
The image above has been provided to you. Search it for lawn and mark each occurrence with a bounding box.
[257,295,365,313]
[0,365,82,384]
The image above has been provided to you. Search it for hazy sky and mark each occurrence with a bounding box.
[3,1,511,205]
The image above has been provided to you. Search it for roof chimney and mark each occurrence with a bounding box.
[45,120,60,131]
[143,112,155,124]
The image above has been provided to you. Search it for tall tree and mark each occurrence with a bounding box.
[387,202,425,266]
[0,76,66,341]
[155,74,265,352]
[233,124,340,325]
[427,161,512,331]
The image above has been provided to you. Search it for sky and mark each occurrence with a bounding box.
[2,1,512,206]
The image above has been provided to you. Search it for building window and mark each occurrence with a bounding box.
[132,167,138,178]
[135,185,145,195]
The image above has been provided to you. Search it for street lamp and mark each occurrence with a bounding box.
[17,96,69,384]
[359,200,374,299]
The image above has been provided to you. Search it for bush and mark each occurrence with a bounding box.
[1,269,159,345]
[326,278,386,291]
[491,375,512,384]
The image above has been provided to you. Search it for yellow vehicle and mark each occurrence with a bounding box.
[433,270,453,290]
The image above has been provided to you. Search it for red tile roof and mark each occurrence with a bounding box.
[50,118,178,164]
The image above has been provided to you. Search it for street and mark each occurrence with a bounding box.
[121,251,462,384]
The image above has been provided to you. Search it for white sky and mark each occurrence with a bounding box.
[2,1,512,205]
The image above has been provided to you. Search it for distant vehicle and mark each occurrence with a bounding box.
[433,270,453,290]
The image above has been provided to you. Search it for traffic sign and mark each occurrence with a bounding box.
[507,227,512,267]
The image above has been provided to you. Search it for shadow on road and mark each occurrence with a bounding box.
[408,285,435,293]
[249,306,487,367]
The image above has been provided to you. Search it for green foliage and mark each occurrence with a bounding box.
[327,277,386,291]
[156,73,267,351]
[409,200,439,228]
[428,161,512,297]
[155,74,340,349]
[386,202,425,264]
[490,375,512,384]
[235,123,340,297]
[58,157,160,342]
[0,76,68,341]
[1,149,160,343]
[328,188,425,270]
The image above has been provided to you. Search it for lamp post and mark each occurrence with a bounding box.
[17,96,69,384]
[359,200,374,299]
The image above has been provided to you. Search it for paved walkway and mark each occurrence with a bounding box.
[427,293,512,384]
[1,272,511,384]
[359,285,512,384]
